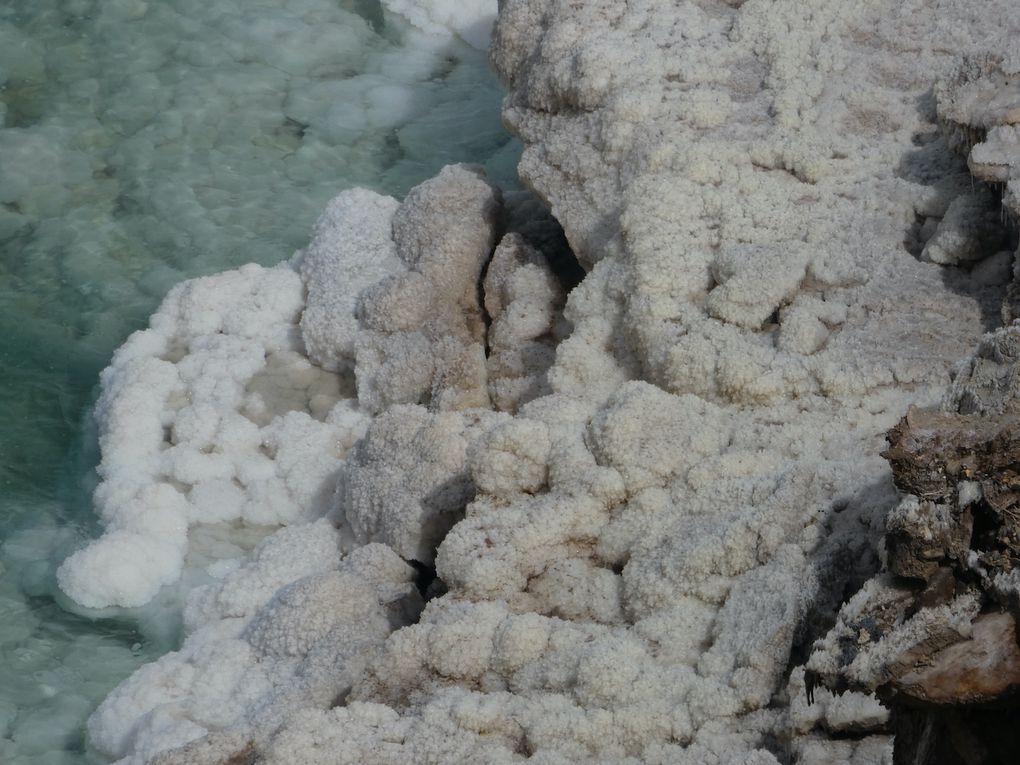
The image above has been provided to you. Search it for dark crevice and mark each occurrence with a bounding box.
[502,190,586,292]
[537,224,586,293]
[407,559,447,602]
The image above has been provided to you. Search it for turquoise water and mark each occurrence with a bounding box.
[0,1,516,761]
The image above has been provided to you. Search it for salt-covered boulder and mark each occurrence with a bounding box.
[355,164,502,413]
[341,404,509,563]
[88,529,419,764]
[298,189,403,373]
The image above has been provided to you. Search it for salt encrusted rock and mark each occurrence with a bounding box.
[341,404,509,563]
[59,163,507,610]
[81,1,1020,764]
[89,533,420,764]
[920,186,1008,265]
[183,520,346,631]
[945,325,1020,416]
[297,188,403,373]
[788,668,890,738]
[790,735,893,765]
[807,332,1020,761]
[806,575,982,692]
[483,232,568,412]
[355,164,502,413]
[705,243,813,330]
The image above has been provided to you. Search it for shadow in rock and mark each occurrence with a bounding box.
[895,90,1016,334]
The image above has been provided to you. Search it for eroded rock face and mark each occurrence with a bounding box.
[802,52,1020,763]
[884,407,1020,584]
[806,396,1020,761]
[893,612,1020,705]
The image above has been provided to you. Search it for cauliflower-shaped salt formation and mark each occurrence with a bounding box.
[58,263,369,608]
[355,163,501,413]
[341,404,509,562]
[88,527,420,765]
[484,232,569,412]
[298,188,403,373]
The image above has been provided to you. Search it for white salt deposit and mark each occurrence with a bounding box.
[19,0,1020,764]
[0,1,516,762]
[76,0,1020,763]
[56,262,371,609]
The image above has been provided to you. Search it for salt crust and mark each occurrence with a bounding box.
[76,0,1020,763]
[59,161,510,612]
[56,262,369,609]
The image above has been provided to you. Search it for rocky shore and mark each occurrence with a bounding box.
[65,1,1019,763]
[806,56,1020,763]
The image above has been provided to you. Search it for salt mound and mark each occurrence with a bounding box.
[87,522,421,763]
[59,162,509,611]
[73,0,1020,762]
[56,263,370,608]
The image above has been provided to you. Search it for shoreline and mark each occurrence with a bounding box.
[58,1,1020,763]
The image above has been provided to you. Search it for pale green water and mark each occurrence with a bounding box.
[0,1,516,761]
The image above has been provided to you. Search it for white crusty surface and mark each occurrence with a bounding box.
[298,188,403,372]
[80,1,1020,763]
[355,163,502,413]
[89,524,420,765]
[56,264,370,609]
[341,404,509,563]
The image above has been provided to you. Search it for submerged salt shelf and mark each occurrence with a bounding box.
[0,0,510,762]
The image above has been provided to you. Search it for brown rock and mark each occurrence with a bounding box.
[893,612,1020,705]
[882,407,1020,584]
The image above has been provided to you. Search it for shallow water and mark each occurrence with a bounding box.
[0,1,516,761]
